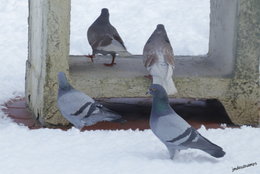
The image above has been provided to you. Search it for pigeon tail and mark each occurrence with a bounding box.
[117,50,132,57]
[189,136,226,158]
[203,147,226,158]
[101,107,122,120]
[153,76,177,95]
[111,118,127,123]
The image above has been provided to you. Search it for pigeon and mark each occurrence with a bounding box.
[148,84,226,159]
[57,72,125,129]
[143,24,177,95]
[86,8,131,66]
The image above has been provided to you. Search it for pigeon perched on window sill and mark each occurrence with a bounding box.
[148,84,225,159]
[87,8,131,66]
[143,24,177,95]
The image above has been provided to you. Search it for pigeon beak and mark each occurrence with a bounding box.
[145,89,150,95]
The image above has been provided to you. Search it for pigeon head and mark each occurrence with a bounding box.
[57,72,73,91]
[101,8,109,15]
[155,24,166,34]
[146,24,169,45]
[156,24,165,30]
[98,8,109,22]
[148,84,168,99]
[149,84,171,116]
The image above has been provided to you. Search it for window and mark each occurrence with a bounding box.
[70,0,210,56]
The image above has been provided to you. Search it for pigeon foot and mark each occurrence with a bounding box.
[85,54,95,62]
[144,75,152,79]
[104,62,116,66]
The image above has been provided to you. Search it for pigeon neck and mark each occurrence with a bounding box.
[58,78,73,95]
[58,84,73,97]
[97,14,109,24]
[152,96,171,116]
[59,83,72,90]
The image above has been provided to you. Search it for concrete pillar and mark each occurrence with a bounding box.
[26,0,71,126]
[208,0,238,76]
[218,0,260,125]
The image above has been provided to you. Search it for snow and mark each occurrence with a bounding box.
[70,0,210,55]
[0,125,260,174]
[0,1,260,174]
[0,0,27,104]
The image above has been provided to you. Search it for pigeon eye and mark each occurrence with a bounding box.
[150,88,156,92]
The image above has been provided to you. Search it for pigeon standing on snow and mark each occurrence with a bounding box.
[86,8,131,66]
[57,72,125,129]
[143,24,177,95]
[148,84,225,159]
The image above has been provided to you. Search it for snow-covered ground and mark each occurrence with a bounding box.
[0,1,260,174]
[0,123,260,174]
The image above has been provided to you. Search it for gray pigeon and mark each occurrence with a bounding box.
[148,84,225,159]
[87,8,131,66]
[57,72,125,129]
[143,24,177,95]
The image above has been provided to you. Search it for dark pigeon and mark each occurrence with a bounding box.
[148,84,225,159]
[87,8,131,66]
[143,24,177,95]
[57,72,125,129]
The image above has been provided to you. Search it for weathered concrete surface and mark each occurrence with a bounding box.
[69,56,231,98]
[26,0,71,126]
[69,56,150,98]
[219,0,260,125]
[208,0,238,76]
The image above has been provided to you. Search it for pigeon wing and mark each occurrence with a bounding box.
[166,126,226,158]
[109,24,126,49]
[87,26,97,48]
[144,54,158,68]
[143,41,158,68]
[99,35,113,47]
[164,37,175,66]
[87,26,112,49]
[80,102,125,126]
[58,90,95,120]
[151,111,191,142]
